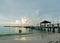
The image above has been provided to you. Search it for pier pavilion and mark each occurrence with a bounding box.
[40,20,51,32]
[40,20,51,27]
[40,20,60,33]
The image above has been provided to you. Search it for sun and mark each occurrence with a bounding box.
[16,20,20,24]
[21,17,27,24]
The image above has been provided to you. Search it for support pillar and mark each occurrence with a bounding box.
[53,28,55,32]
[52,24,55,32]
[47,29,50,32]
[49,28,51,32]
[57,24,60,33]
[58,28,60,33]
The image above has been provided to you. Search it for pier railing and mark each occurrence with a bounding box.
[40,24,60,28]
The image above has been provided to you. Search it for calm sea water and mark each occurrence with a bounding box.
[0,26,58,34]
[0,26,59,40]
[0,26,41,35]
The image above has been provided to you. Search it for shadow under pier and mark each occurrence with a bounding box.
[24,24,60,33]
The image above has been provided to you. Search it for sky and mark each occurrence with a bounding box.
[0,0,60,26]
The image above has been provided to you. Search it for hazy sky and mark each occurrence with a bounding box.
[0,0,60,25]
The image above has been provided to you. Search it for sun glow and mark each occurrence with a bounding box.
[16,20,20,24]
[21,17,27,24]
[10,17,32,26]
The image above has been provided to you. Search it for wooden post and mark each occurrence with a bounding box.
[53,28,55,32]
[47,29,50,32]
[58,29,60,33]
[47,25,50,32]
[40,28,43,31]
[52,24,55,32]
[49,23,51,32]
[40,23,43,31]
[44,28,46,31]
[57,24,60,33]
[47,24,51,32]
[49,28,51,32]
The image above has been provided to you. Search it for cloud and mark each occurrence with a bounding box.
[32,9,40,18]
[30,10,41,25]
[0,9,41,26]
[8,16,33,26]
[34,10,40,16]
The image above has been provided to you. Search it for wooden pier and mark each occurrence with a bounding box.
[25,20,60,33]
[4,24,60,33]
[24,24,60,33]
[4,20,60,33]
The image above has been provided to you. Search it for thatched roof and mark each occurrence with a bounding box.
[40,20,51,23]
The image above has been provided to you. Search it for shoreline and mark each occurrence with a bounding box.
[0,33,60,42]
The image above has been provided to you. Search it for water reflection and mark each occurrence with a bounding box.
[14,37,26,40]
[0,27,58,41]
[15,28,19,33]
[13,32,55,41]
[0,27,56,41]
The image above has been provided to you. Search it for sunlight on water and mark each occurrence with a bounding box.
[0,26,60,41]
[14,37,26,40]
